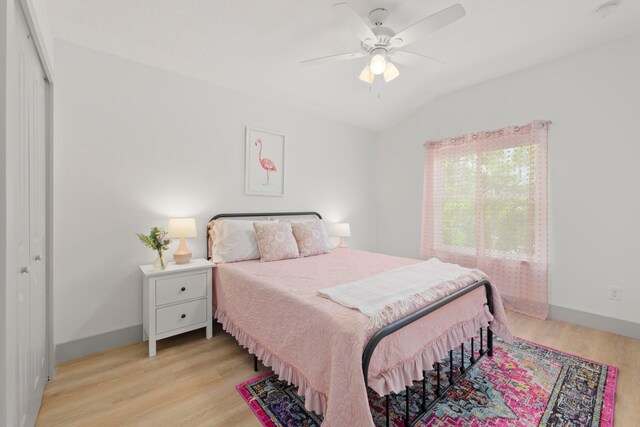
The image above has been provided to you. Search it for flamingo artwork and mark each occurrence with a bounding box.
[255,139,277,186]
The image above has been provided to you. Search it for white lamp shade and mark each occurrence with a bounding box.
[167,218,197,238]
[383,62,400,82]
[358,64,374,84]
[333,223,351,237]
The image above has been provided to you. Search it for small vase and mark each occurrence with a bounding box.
[153,253,168,270]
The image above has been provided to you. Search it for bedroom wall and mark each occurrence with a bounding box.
[53,41,376,352]
[374,33,640,329]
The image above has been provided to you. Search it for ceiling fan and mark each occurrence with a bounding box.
[301,3,466,84]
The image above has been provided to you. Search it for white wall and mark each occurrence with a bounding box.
[53,41,376,345]
[375,34,640,324]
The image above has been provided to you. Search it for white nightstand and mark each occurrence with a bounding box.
[139,258,214,357]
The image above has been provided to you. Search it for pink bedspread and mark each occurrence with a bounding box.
[214,248,512,427]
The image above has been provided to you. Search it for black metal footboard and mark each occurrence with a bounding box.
[362,280,495,427]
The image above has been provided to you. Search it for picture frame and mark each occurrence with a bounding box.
[245,126,285,196]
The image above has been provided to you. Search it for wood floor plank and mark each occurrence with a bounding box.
[37,312,639,426]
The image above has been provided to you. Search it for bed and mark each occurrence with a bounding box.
[208,212,512,427]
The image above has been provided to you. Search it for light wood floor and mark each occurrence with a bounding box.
[37,312,640,426]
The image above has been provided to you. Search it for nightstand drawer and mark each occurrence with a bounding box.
[156,272,207,306]
[156,299,207,334]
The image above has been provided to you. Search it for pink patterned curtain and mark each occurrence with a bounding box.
[421,120,549,319]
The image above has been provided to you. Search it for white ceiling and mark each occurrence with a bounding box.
[48,0,640,131]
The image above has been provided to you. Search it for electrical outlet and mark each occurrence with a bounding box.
[609,286,622,301]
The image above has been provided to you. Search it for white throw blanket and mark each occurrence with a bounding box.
[318,258,489,329]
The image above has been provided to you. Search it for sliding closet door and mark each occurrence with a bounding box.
[15,8,48,426]
[15,18,33,427]
[28,31,47,416]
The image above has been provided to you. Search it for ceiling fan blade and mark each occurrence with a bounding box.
[301,51,367,66]
[333,3,377,45]
[390,4,465,48]
[388,51,444,69]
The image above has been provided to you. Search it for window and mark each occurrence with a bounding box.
[422,121,549,319]
[439,145,540,258]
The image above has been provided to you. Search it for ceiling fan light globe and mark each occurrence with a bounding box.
[383,62,400,82]
[369,54,387,75]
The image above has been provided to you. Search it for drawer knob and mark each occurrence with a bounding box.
[180,287,186,292]
[181,314,186,319]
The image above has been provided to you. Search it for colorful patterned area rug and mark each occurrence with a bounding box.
[235,337,617,426]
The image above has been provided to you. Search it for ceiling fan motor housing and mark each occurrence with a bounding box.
[362,8,396,53]
[369,8,389,26]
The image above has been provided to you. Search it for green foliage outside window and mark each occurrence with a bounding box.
[441,145,538,257]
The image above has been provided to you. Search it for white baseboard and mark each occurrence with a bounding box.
[549,305,640,340]
[55,324,142,364]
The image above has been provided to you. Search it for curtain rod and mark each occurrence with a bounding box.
[423,120,552,147]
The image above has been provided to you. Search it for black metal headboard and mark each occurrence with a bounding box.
[206,211,323,260]
[209,211,322,222]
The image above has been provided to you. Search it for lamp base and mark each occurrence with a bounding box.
[173,237,193,264]
[338,237,347,248]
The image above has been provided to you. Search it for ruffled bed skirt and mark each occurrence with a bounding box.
[369,306,494,395]
[216,309,329,415]
[216,307,503,415]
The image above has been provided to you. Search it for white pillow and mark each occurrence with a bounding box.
[211,219,278,263]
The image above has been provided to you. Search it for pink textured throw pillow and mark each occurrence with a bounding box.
[253,221,300,262]
[291,220,332,257]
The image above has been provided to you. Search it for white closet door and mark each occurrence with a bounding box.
[28,40,47,417]
[15,19,32,427]
[15,9,47,427]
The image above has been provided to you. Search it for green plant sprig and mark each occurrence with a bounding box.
[136,226,171,253]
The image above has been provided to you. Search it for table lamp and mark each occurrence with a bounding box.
[168,218,197,264]
[333,223,351,248]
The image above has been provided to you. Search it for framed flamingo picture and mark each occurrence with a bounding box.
[244,126,285,196]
